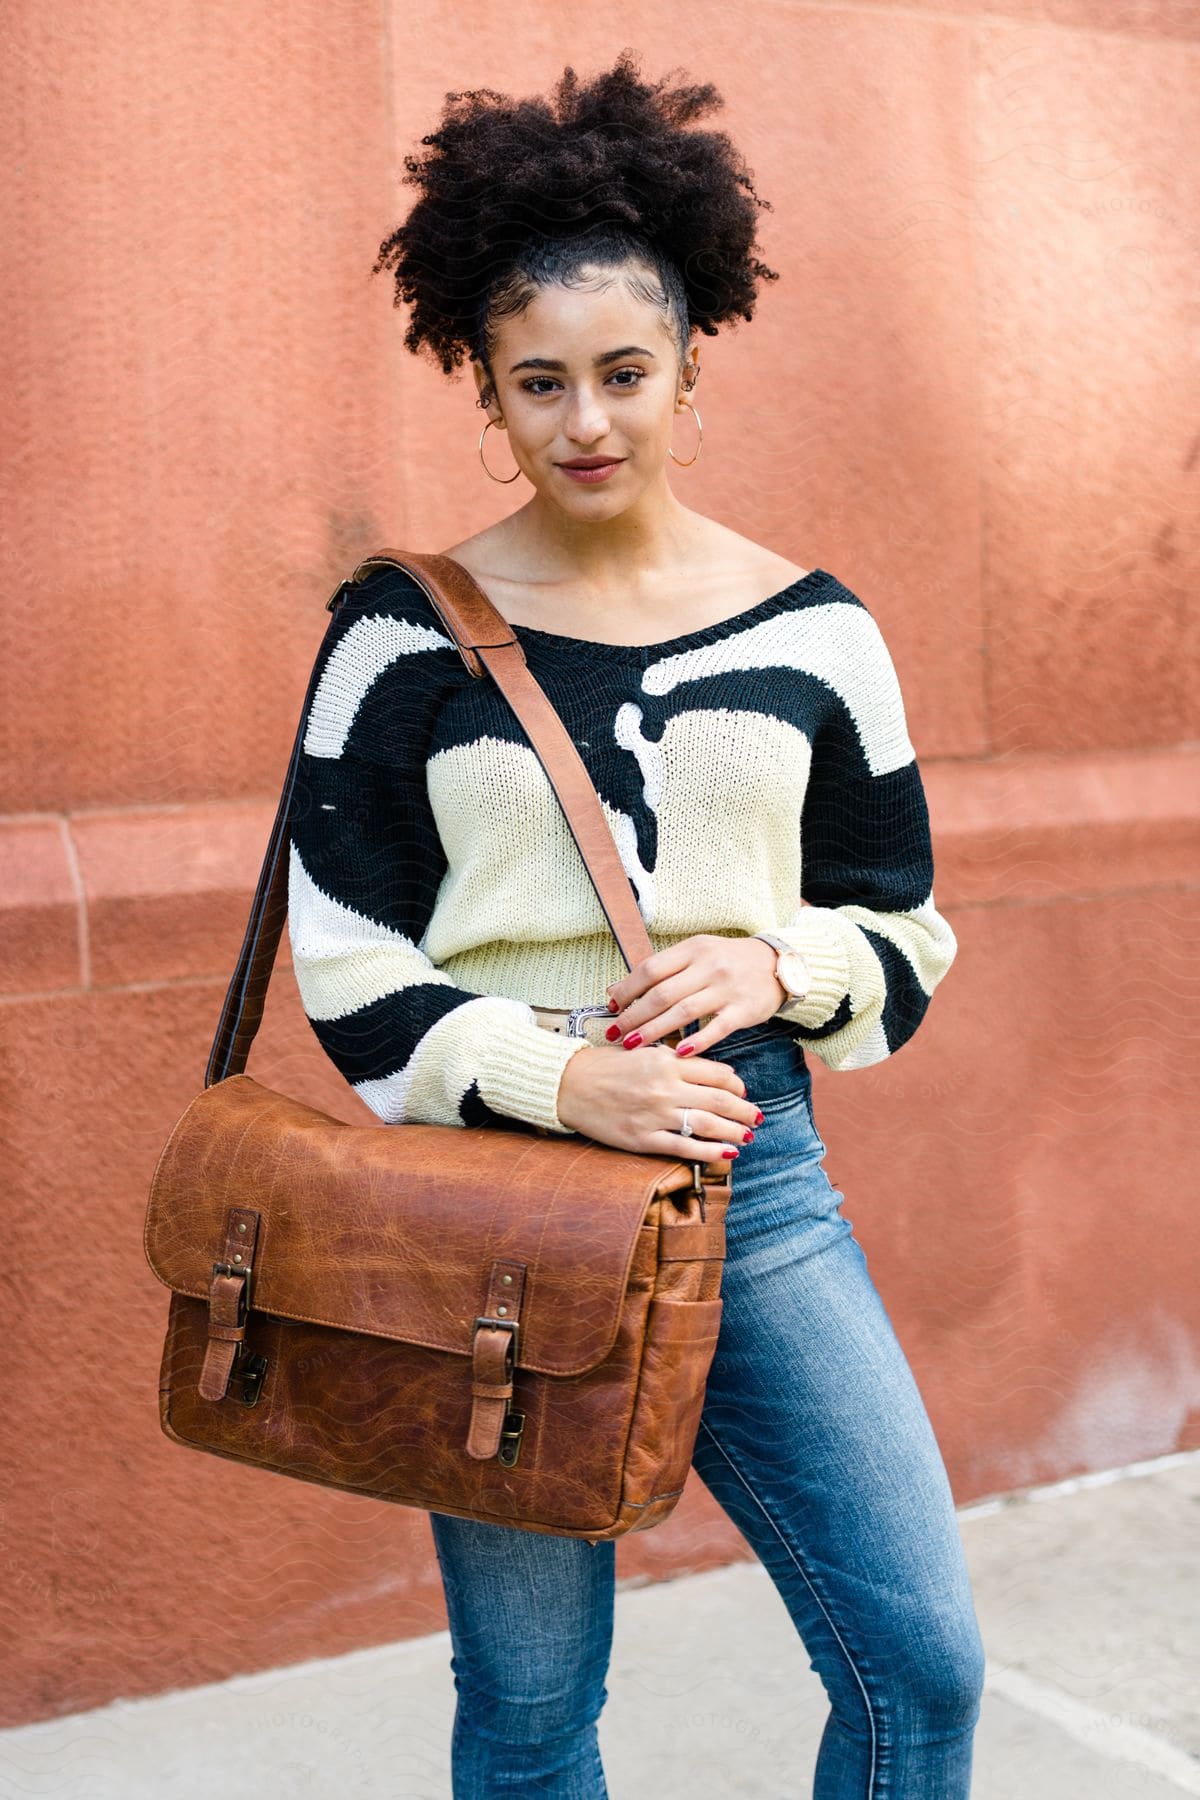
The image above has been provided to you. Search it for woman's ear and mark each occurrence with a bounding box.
[472,356,499,416]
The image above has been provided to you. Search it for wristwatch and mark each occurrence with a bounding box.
[752,932,812,1004]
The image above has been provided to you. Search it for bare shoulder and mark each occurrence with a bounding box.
[437,528,534,606]
[439,525,508,573]
[698,520,811,595]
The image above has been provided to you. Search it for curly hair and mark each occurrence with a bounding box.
[371,49,779,407]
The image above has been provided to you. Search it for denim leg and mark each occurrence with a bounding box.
[692,1036,986,1799]
[427,1025,984,1798]
[429,1509,615,1798]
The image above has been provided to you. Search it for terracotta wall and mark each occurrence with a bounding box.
[2,0,1197,1729]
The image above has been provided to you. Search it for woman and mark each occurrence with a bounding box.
[287,51,986,1799]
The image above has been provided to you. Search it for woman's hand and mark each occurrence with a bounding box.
[555,1040,764,1163]
[603,933,787,1059]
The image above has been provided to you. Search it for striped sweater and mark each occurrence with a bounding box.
[286,561,957,1135]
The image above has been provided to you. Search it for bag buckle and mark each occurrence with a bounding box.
[211,1260,251,1320]
[473,1315,519,1364]
[198,1209,261,1403]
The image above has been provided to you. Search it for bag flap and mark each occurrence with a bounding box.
[144,1074,697,1377]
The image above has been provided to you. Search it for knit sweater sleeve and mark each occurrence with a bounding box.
[755,604,958,1070]
[285,578,592,1134]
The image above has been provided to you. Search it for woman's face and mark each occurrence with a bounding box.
[473,266,699,511]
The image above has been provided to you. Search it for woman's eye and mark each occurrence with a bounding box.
[521,369,645,396]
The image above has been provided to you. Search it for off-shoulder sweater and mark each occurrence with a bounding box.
[285,561,958,1135]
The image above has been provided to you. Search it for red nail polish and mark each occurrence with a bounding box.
[742,1130,754,1144]
[607,998,619,1013]
[623,1031,643,1049]
[605,1024,621,1041]
[722,1148,739,1159]
[754,1110,764,1125]
[675,1042,696,1056]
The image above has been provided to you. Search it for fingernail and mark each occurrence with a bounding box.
[721,1148,739,1160]
[675,1042,696,1057]
[606,998,620,1013]
[605,1024,621,1041]
[753,1110,764,1125]
[623,1031,643,1049]
[742,1130,754,1144]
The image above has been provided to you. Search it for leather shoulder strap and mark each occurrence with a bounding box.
[206,549,656,1084]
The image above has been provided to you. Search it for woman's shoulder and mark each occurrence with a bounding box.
[328,553,481,666]
[336,552,439,618]
[435,529,527,613]
[701,522,811,598]
[322,553,473,692]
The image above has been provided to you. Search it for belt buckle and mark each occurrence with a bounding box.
[566,1003,614,1039]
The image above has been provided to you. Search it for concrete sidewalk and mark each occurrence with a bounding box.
[2,1451,1197,1797]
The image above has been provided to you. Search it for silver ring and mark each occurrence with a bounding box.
[679,1108,695,1138]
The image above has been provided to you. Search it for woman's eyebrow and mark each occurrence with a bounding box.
[508,346,658,373]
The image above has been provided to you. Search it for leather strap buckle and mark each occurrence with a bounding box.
[211,1261,251,1320]
[198,1208,261,1402]
[466,1262,527,1461]
[473,1314,519,1363]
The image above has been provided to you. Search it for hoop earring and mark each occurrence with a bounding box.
[479,417,522,484]
[668,399,703,467]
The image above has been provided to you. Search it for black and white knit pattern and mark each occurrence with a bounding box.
[286,563,957,1134]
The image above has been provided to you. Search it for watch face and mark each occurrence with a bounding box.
[778,951,810,997]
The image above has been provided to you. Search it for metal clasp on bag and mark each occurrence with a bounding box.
[235,1351,269,1406]
[497,1410,526,1468]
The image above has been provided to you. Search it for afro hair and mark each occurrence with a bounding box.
[371,49,779,403]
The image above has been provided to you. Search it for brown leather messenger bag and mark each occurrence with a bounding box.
[142,550,733,1543]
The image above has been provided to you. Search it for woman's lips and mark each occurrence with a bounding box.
[558,460,624,484]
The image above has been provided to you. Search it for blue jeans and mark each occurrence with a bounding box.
[429,1022,986,1798]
